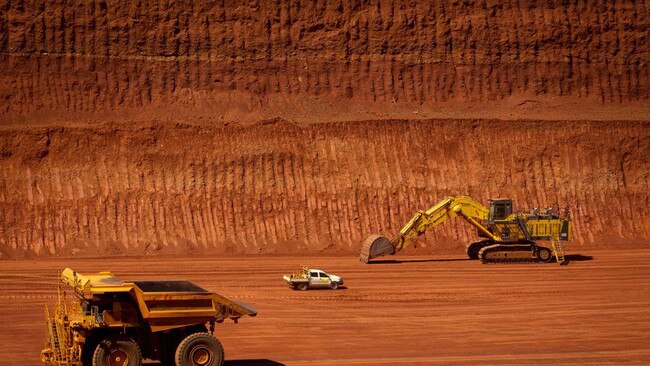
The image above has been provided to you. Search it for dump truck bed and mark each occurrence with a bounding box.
[61,268,256,332]
[133,281,256,331]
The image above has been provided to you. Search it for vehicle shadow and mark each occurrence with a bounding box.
[561,254,594,265]
[291,286,349,291]
[225,360,286,366]
[370,254,594,265]
[564,254,594,261]
[145,359,285,365]
[367,258,471,264]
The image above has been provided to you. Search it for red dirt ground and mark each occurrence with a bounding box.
[1,250,649,365]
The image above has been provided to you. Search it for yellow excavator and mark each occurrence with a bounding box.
[360,196,571,264]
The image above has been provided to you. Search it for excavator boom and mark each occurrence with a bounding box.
[360,196,496,263]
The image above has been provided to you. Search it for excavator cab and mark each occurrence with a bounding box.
[488,198,512,222]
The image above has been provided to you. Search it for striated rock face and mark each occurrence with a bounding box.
[0,1,648,258]
[0,0,648,118]
[1,119,648,258]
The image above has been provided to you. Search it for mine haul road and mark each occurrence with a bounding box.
[1,249,649,365]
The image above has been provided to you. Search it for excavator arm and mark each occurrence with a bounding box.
[360,196,500,263]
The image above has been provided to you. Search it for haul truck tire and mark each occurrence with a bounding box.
[537,247,553,263]
[92,336,142,366]
[175,332,224,366]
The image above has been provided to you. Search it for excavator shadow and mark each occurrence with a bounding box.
[146,361,286,366]
[368,255,593,265]
[225,360,287,366]
[368,258,471,264]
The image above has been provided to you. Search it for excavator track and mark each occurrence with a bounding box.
[466,240,494,260]
[478,244,538,264]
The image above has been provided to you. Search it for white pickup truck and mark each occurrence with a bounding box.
[283,267,344,290]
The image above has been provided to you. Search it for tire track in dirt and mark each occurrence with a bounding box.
[2,252,650,365]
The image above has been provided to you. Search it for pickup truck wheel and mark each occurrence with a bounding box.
[330,282,339,290]
[92,336,142,366]
[175,332,224,366]
[298,283,308,291]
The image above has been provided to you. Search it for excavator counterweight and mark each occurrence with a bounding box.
[359,196,571,264]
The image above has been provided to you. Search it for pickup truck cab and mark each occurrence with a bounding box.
[283,267,344,290]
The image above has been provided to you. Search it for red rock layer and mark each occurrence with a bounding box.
[0,119,647,258]
[0,0,648,118]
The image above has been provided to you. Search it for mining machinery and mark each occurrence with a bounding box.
[359,196,571,264]
[41,268,256,366]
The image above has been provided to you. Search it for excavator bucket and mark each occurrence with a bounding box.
[359,235,396,263]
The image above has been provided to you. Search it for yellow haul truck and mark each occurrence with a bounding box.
[360,196,571,264]
[41,268,256,366]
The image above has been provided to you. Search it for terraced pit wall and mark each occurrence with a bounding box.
[0,1,649,258]
[1,119,648,258]
[0,0,648,119]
